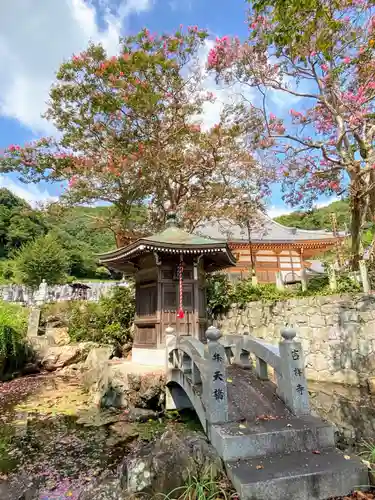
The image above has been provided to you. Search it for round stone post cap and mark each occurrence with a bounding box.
[205,326,222,342]
[281,326,297,341]
[165,326,175,335]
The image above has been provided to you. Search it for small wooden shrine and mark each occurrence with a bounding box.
[99,212,236,364]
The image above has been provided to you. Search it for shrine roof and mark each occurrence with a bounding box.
[143,224,224,246]
[194,211,344,243]
[98,212,236,270]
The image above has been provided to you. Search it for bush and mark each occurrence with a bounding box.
[207,271,362,317]
[12,233,69,287]
[206,274,233,316]
[68,285,135,346]
[0,301,29,374]
[95,266,112,279]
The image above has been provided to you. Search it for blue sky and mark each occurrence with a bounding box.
[0,0,336,216]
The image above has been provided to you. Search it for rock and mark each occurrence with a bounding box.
[45,326,70,346]
[367,377,375,395]
[106,422,139,446]
[85,361,165,410]
[41,342,96,371]
[119,428,223,496]
[127,372,166,410]
[85,346,114,371]
[121,342,132,358]
[76,408,123,427]
[21,362,40,375]
[0,474,41,500]
[78,471,127,500]
[126,408,159,422]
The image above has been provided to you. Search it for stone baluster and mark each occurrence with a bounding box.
[165,326,176,370]
[328,264,337,291]
[203,326,228,424]
[275,271,284,291]
[359,260,370,294]
[278,326,310,416]
[300,267,308,292]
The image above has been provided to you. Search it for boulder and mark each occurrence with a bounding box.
[45,326,70,346]
[78,472,127,500]
[84,346,114,371]
[106,421,139,447]
[84,360,165,410]
[368,377,375,395]
[41,342,96,371]
[119,428,223,496]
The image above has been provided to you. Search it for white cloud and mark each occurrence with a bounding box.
[266,205,293,219]
[0,175,57,206]
[198,40,257,130]
[0,0,152,134]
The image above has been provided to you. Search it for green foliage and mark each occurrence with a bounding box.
[12,233,69,287]
[206,274,233,316]
[161,468,235,500]
[0,188,47,259]
[68,285,135,345]
[207,272,362,315]
[274,200,350,231]
[0,301,28,373]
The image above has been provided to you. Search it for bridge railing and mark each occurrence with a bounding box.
[165,325,310,425]
[166,326,229,426]
[220,326,310,416]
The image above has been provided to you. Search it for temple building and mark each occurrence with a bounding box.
[195,212,343,284]
[98,212,235,364]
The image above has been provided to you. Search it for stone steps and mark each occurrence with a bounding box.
[210,415,335,461]
[225,448,368,500]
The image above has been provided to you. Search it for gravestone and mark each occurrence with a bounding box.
[27,308,41,338]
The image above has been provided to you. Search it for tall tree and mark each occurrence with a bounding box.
[208,0,375,267]
[1,28,266,239]
[0,188,46,258]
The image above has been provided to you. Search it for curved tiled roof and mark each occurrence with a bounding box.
[194,211,343,243]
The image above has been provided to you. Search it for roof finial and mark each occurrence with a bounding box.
[166,210,178,228]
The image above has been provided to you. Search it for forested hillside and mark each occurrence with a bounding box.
[0,188,117,284]
[274,200,350,231]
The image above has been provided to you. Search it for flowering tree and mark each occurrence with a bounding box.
[1,28,265,242]
[208,0,375,267]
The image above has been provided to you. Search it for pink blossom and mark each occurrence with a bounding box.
[68,176,78,188]
[310,51,317,57]
[343,56,351,64]
[321,64,329,72]
[269,113,277,120]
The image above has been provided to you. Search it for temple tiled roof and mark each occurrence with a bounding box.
[195,211,343,243]
[98,212,237,271]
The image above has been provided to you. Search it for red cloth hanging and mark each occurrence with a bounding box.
[177,259,184,319]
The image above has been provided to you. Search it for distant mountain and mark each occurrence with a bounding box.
[273,199,350,232]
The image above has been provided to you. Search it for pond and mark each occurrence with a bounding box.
[0,373,201,500]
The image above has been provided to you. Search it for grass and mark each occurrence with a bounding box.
[158,467,237,500]
[360,440,375,465]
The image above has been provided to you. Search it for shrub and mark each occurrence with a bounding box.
[206,273,234,316]
[207,272,363,317]
[95,266,112,279]
[12,233,69,287]
[68,285,135,346]
[0,301,29,374]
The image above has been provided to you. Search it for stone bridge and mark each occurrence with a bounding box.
[165,326,367,500]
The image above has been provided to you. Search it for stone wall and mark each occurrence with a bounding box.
[0,281,122,305]
[213,293,375,385]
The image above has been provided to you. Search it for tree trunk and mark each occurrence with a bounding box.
[350,196,362,270]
